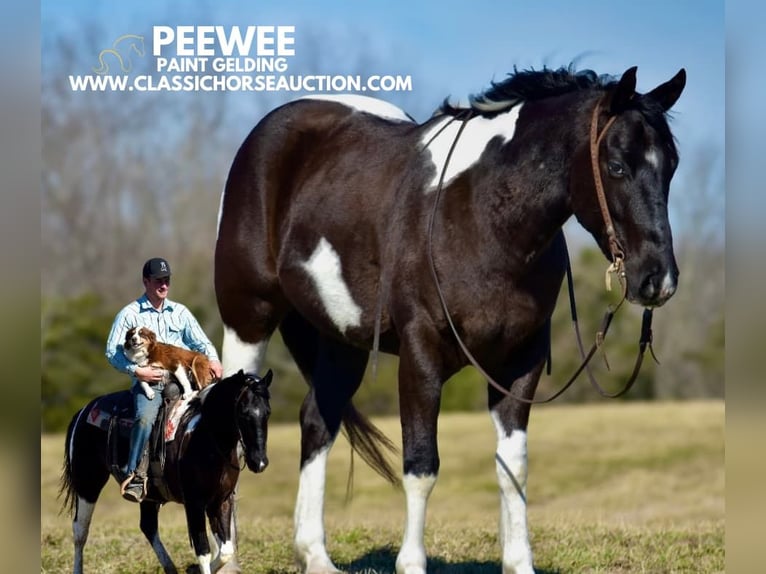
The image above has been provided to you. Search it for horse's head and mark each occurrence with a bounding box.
[128,35,146,57]
[570,66,686,307]
[234,369,272,473]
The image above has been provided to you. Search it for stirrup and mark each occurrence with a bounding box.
[119,473,136,495]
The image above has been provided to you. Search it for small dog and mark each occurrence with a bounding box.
[123,326,214,400]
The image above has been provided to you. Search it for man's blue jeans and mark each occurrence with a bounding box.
[125,381,163,475]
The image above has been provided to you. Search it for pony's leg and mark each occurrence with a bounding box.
[185,499,214,574]
[68,417,110,574]
[489,335,548,574]
[218,318,275,572]
[208,494,236,571]
[71,497,96,574]
[394,329,444,574]
[290,333,369,574]
[139,501,177,574]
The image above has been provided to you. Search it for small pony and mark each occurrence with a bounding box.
[60,369,273,574]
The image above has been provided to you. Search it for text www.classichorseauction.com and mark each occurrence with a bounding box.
[68,25,413,93]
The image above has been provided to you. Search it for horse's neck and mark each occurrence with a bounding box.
[197,388,240,448]
[468,97,593,268]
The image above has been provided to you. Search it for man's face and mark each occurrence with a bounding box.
[144,275,170,301]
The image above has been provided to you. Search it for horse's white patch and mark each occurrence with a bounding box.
[164,394,196,441]
[421,105,521,191]
[294,447,338,572]
[221,330,270,377]
[490,412,534,574]
[396,474,437,574]
[301,237,363,334]
[300,94,414,123]
[645,147,661,169]
[660,270,677,299]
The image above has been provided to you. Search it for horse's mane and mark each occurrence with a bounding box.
[438,64,618,118]
[190,373,270,415]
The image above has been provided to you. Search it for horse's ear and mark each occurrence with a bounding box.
[645,68,686,112]
[609,66,637,115]
[261,369,273,387]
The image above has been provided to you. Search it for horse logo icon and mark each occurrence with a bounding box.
[92,34,145,75]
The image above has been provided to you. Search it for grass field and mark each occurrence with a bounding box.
[41,401,724,573]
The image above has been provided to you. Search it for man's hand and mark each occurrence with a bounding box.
[135,365,166,383]
[210,360,223,380]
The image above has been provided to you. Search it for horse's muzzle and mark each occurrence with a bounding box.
[247,456,269,473]
[631,267,678,307]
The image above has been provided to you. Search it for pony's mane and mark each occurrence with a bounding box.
[438,64,617,117]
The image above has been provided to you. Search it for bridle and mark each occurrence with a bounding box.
[589,96,624,291]
[209,381,267,471]
[426,95,657,404]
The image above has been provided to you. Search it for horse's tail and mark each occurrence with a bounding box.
[58,408,81,517]
[341,402,400,489]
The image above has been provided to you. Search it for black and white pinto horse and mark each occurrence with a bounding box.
[214,65,686,574]
[60,370,272,574]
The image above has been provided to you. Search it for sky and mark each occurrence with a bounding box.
[41,0,725,236]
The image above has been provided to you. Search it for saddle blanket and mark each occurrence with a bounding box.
[86,390,200,442]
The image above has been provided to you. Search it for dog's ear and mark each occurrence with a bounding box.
[145,328,156,343]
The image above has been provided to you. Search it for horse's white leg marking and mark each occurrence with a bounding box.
[210,534,235,571]
[301,237,362,335]
[299,94,414,123]
[294,446,341,574]
[196,552,213,574]
[421,105,521,191]
[217,503,242,574]
[395,474,437,574]
[221,327,270,377]
[218,540,234,562]
[491,412,534,574]
[72,497,95,574]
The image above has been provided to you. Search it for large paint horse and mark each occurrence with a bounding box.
[214,65,685,573]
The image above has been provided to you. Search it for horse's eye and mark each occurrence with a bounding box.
[607,160,625,178]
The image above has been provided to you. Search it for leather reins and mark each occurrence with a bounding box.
[426,96,657,404]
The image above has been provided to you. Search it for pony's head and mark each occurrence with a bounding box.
[570,66,686,307]
[234,369,272,473]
